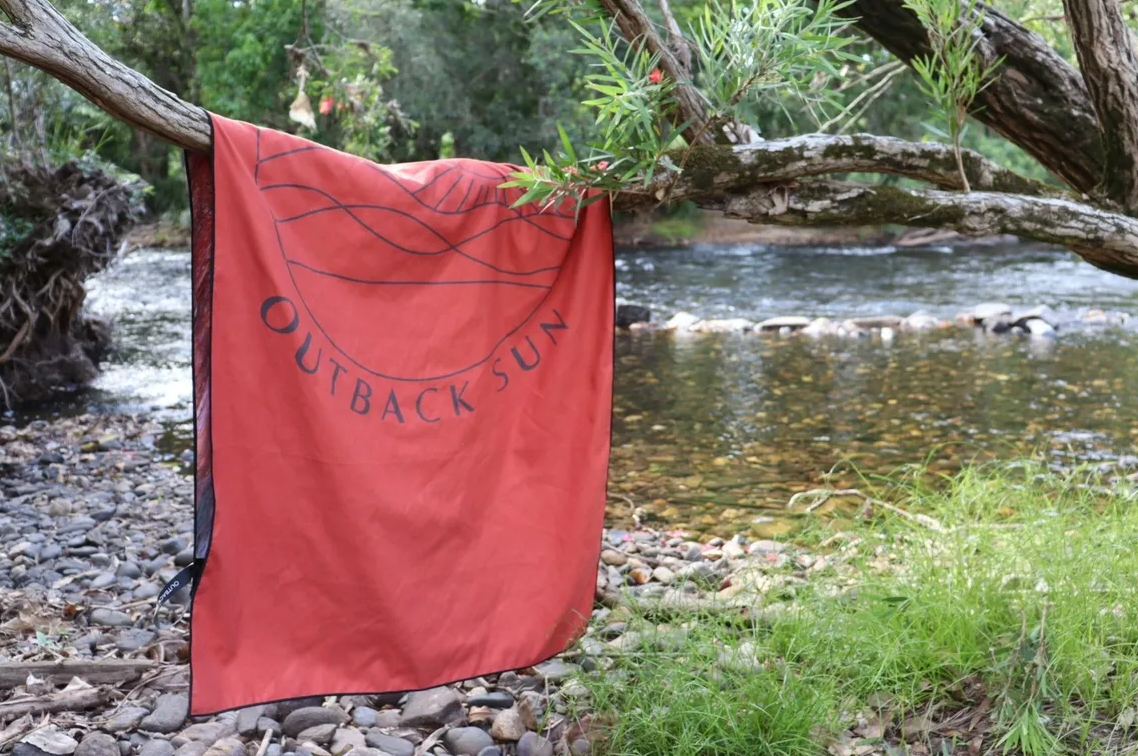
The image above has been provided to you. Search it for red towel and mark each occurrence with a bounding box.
[185,114,613,714]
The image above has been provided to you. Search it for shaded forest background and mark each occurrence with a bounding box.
[0,0,1090,219]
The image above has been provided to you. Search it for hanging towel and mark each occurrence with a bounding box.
[184,114,613,714]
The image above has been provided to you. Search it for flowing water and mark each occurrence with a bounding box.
[13,242,1138,535]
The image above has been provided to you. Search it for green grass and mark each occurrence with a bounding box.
[578,463,1138,756]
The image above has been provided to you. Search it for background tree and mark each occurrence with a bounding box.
[4,0,1138,277]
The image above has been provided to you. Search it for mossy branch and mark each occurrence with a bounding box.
[613,133,1063,211]
[702,179,1138,279]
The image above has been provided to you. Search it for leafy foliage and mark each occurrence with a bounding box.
[901,0,1003,190]
[501,0,857,208]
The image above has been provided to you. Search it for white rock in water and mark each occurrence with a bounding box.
[1023,318,1056,336]
[1013,305,1058,328]
[972,302,1013,320]
[1083,309,1131,324]
[756,316,811,331]
[880,327,895,341]
[665,312,701,331]
[802,317,834,336]
[901,311,942,330]
[693,318,753,333]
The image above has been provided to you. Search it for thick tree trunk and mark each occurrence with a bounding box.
[847,0,1105,196]
[1061,0,1138,210]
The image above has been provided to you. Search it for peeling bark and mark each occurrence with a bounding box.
[1062,0,1138,209]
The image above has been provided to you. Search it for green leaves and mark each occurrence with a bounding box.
[504,0,862,212]
[691,0,857,130]
[902,0,1004,190]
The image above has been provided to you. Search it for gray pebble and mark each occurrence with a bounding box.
[295,725,336,747]
[76,733,119,756]
[160,537,186,555]
[329,728,366,754]
[476,749,502,756]
[282,708,348,739]
[237,705,266,736]
[116,628,156,652]
[105,706,150,732]
[363,732,414,756]
[200,738,245,756]
[517,733,553,756]
[442,727,493,756]
[173,742,207,756]
[14,745,53,756]
[139,740,176,756]
[133,582,161,599]
[399,688,462,728]
[373,710,401,729]
[140,694,188,734]
[351,707,378,728]
[466,692,512,709]
[179,721,236,746]
[118,562,143,578]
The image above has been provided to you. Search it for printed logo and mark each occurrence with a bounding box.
[250,129,579,425]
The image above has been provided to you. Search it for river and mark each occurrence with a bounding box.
[14,241,1138,535]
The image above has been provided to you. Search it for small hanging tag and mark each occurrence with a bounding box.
[157,563,197,605]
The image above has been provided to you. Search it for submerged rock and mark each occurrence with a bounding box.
[615,304,652,329]
[755,316,811,332]
[665,312,700,331]
[901,311,942,330]
[691,318,752,333]
[970,302,1013,322]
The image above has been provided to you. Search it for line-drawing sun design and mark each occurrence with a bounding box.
[252,129,579,382]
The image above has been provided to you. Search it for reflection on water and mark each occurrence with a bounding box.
[611,328,1138,534]
[12,243,1138,535]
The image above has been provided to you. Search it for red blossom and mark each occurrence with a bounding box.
[319,96,334,115]
[597,160,610,171]
[648,69,663,85]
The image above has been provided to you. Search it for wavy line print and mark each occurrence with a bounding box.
[262,183,567,276]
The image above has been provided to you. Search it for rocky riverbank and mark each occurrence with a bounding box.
[0,414,810,756]
[616,301,1133,339]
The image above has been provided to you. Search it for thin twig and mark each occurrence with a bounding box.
[254,728,272,756]
[787,488,946,532]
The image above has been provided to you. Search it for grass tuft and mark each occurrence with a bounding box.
[578,462,1138,756]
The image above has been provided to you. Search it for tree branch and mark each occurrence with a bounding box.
[846,0,1105,196]
[655,0,691,72]
[1061,0,1138,210]
[704,180,1138,278]
[0,0,210,151]
[595,0,716,145]
[614,133,1062,209]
